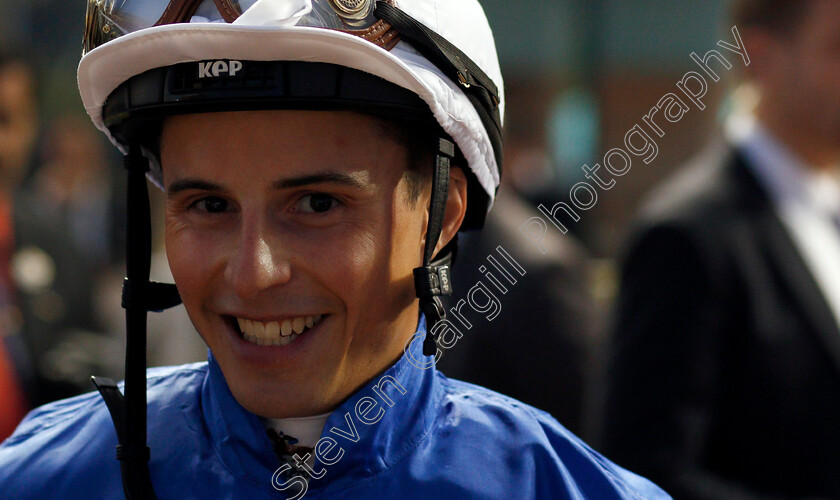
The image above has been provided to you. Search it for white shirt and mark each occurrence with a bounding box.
[263,412,330,450]
[726,113,840,330]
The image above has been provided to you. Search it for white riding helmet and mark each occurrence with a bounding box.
[78,0,504,221]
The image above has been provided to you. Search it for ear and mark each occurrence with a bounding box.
[433,166,468,257]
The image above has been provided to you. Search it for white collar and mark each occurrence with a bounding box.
[726,113,840,217]
[263,412,331,449]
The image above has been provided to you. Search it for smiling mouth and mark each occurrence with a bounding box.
[233,315,324,346]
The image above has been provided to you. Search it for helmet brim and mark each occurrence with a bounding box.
[78,22,498,215]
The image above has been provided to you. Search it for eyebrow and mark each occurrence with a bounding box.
[166,171,368,199]
[166,179,224,199]
[271,171,367,190]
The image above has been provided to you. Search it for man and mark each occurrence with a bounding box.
[600,1,840,498]
[0,51,34,441]
[14,112,124,404]
[1,54,120,407]
[0,1,669,498]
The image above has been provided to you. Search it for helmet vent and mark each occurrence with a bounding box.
[331,0,368,17]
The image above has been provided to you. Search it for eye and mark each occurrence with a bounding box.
[193,196,230,213]
[295,193,339,213]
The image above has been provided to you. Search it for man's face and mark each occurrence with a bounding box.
[756,0,840,163]
[161,110,431,418]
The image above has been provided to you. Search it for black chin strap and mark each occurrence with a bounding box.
[414,138,456,356]
[91,148,182,500]
[374,1,503,171]
[377,0,503,354]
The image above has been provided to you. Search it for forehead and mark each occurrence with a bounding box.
[163,109,397,146]
[159,109,409,180]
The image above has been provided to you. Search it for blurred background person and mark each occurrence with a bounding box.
[17,113,125,401]
[12,109,125,403]
[438,185,602,435]
[598,0,840,498]
[437,131,604,435]
[0,50,37,441]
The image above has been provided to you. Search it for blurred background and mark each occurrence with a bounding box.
[0,0,755,493]
[9,1,840,498]
[0,0,733,434]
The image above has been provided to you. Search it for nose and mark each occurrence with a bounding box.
[225,217,291,299]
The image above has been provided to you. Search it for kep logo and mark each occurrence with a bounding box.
[198,60,243,78]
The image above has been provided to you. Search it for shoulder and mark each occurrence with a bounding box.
[5,362,207,443]
[619,145,762,274]
[0,363,208,498]
[432,374,671,499]
[637,144,746,231]
[436,373,557,436]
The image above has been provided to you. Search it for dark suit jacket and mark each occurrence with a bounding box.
[599,144,840,499]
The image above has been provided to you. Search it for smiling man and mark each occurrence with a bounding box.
[0,1,670,499]
[161,109,453,419]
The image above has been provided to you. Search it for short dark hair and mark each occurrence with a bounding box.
[731,0,813,35]
[372,115,435,206]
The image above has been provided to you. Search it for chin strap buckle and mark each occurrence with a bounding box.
[414,263,453,356]
[413,265,452,298]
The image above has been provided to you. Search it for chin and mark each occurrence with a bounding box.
[220,362,340,418]
[226,369,332,418]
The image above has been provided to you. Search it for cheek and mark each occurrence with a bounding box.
[310,223,380,294]
[306,205,413,321]
[164,232,196,302]
[817,60,840,112]
[388,199,426,300]
[798,59,840,128]
[392,188,426,272]
[164,221,220,305]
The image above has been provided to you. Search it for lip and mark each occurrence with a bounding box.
[227,313,321,323]
[222,313,327,365]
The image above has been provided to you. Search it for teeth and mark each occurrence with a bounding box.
[278,334,296,346]
[281,320,293,337]
[293,317,305,334]
[254,321,266,338]
[237,315,322,346]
